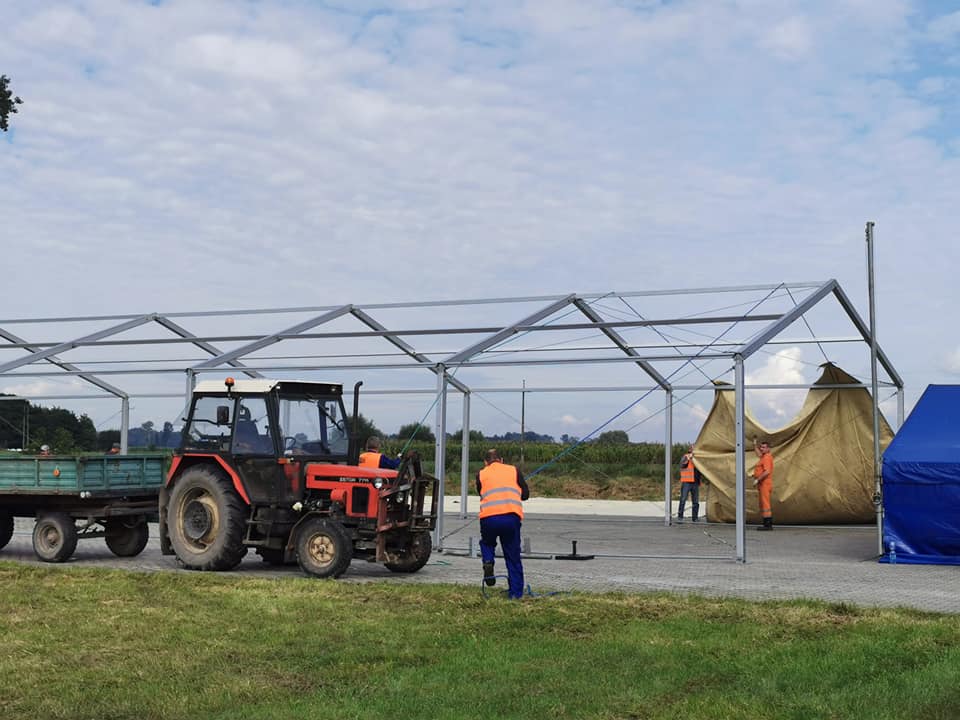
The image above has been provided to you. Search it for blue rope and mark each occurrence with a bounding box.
[526,284,786,479]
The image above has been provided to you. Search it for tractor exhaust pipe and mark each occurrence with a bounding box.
[350,381,363,465]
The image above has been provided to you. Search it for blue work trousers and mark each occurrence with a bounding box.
[678,482,699,520]
[480,512,524,599]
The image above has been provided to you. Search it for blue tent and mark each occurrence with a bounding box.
[882,385,960,565]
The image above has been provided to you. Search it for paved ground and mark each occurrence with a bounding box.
[4,502,960,613]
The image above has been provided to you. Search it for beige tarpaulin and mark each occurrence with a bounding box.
[696,363,894,524]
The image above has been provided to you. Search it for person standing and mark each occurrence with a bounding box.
[358,436,400,470]
[477,448,529,599]
[677,445,702,523]
[752,438,774,531]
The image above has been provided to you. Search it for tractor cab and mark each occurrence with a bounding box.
[180,377,354,463]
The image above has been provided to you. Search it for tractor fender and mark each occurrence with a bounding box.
[167,455,252,505]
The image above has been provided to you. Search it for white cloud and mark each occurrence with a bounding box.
[945,348,960,375]
[0,1,957,437]
[745,348,809,425]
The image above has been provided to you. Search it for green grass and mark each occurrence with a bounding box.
[1,564,959,719]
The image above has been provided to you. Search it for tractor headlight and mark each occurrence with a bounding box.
[373,478,384,490]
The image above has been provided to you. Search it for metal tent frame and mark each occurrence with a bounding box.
[0,279,903,562]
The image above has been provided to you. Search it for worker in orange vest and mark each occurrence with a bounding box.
[677,445,702,523]
[752,438,774,531]
[358,436,401,470]
[477,448,529,599]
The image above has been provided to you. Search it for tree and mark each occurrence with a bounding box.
[1,75,23,132]
[397,422,435,443]
[596,430,630,445]
[352,413,383,442]
[450,428,485,443]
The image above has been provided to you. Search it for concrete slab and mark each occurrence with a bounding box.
[3,506,959,614]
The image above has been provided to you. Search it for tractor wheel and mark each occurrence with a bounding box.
[32,512,78,563]
[167,466,248,571]
[295,517,352,579]
[384,531,433,574]
[105,518,150,557]
[0,509,13,550]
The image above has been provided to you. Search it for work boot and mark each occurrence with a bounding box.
[757,517,773,531]
[482,561,496,586]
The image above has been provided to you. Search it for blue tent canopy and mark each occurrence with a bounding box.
[882,385,960,565]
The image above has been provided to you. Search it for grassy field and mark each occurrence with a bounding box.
[2,563,959,720]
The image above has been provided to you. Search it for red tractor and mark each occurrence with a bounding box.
[159,378,438,578]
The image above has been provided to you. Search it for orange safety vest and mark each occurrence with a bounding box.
[358,452,382,468]
[680,455,696,483]
[478,462,524,520]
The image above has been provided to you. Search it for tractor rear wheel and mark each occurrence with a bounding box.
[0,509,13,550]
[32,512,78,563]
[384,531,433,573]
[105,518,150,557]
[295,517,352,578]
[167,466,248,571]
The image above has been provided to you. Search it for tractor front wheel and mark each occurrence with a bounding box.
[384,531,433,574]
[167,466,247,571]
[105,518,150,557]
[295,517,352,579]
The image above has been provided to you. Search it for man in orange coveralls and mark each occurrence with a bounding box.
[752,438,774,531]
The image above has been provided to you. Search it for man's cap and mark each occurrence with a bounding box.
[40,444,50,451]
[111,442,122,449]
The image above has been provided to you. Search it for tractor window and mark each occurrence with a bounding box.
[232,398,275,455]
[278,396,349,457]
[184,397,234,451]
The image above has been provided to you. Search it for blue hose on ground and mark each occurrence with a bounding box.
[480,575,570,599]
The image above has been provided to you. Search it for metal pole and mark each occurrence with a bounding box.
[520,379,525,467]
[866,221,883,555]
[120,397,130,455]
[897,386,904,429]
[434,366,448,549]
[734,354,746,562]
[460,392,470,519]
[665,389,673,526]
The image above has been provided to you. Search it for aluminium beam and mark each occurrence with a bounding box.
[734,280,838,361]
[0,283,829,326]
[191,305,354,370]
[153,316,262,379]
[0,326,128,398]
[443,295,578,366]
[830,284,904,388]
[0,315,157,375]
[572,298,671,391]
[349,308,470,394]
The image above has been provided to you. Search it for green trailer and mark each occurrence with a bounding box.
[0,454,166,563]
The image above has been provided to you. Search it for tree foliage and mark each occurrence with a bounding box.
[0,75,23,132]
[0,396,98,452]
[595,430,631,444]
[352,413,383,443]
[397,422,435,443]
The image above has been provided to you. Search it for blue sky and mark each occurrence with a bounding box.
[1,0,959,442]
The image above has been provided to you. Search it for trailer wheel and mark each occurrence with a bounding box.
[296,517,352,578]
[0,510,13,551]
[384,531,433,573]
[32,512,78,563]
[167,466,248,571]
[105,518,150,557]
